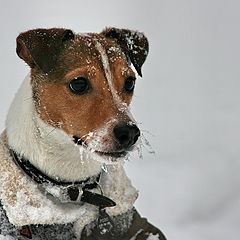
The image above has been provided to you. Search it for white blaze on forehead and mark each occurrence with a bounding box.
[95,41,135,121]
[95,42,113,91]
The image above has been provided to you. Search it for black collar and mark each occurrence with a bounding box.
[9,148,116,208]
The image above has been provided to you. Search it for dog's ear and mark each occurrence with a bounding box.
[16,28,74,73]
[102,27,149,77]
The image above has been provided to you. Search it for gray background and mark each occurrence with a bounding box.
[0,1,240,239]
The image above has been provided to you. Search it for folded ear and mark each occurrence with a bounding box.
[16,28,74,73]
[102,27,149,77]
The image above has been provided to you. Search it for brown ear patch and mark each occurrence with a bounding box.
[16,28,75,73]
[101,27,149,77]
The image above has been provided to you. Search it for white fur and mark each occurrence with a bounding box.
[0,132,138,230]
[95,41,136,122]
[6,75,103,182]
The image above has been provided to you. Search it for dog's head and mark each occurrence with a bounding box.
[16,28,149,161]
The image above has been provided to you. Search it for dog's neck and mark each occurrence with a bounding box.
[6,75,102,182]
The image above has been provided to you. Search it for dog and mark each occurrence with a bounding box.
[0,27,166,240]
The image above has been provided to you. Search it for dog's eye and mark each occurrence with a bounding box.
[124,77,136,93]
[69,77,90,94]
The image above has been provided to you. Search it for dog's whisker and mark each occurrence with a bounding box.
[136,143,144,160]
[23,97,32,101]
[141,129,155,137]
[140,133,156,154]
[45,128,57,138]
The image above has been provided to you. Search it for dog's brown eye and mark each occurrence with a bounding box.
[69,77,90,94]
[124,76,136,93]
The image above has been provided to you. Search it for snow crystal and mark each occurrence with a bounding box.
[121,66,129,76]
[129,229,143,240]
[146,233,160,240]
[107,46,121,53]
[101,164,108,173]
[0,236,14,240]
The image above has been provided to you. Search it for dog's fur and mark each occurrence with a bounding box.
[8,28,148,182]
[0,28,166,239]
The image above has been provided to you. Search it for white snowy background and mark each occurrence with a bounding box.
[0,1,240,239]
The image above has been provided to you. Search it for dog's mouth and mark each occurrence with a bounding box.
[95,150,127,158]
[73,136,127,158]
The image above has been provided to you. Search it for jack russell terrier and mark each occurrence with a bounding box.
[0,27,166,240]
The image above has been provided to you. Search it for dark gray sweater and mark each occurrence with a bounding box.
[0,203,166,240]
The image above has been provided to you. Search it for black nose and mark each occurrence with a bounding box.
[113,123,140,149]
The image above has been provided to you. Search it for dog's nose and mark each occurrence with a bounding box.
[113,123,140,149]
